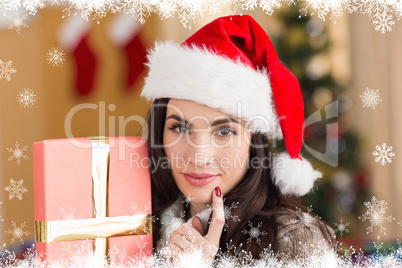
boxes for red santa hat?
[141,15,322,197]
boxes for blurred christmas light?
[306,55,330,80]
[329,136,345,154]
[332,169,352,190]
[306,19,324,36]
[338,95,353,114]
[313,87,333,108]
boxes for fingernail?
[215,186,221,197]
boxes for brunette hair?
[146,98,335,261]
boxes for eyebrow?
[166,114,241,127]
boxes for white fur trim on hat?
[141,40,282,139]
[271,152,322,196]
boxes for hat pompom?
[271,152,322,196]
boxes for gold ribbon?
[35,136,152,263]
[35,214,152,243]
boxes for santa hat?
[140,15,322,197]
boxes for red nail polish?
[215,187,221,197]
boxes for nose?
[185,131,217,168]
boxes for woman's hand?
[165,187,225,267]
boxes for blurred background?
[0,1,401,260]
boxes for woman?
[141,15,336,266]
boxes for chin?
[183,186,215,204]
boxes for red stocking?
[124,34,147,89]
[59,16,97,96]
[109,13,147,91]
[72,36,97,96]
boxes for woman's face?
[163,99,252,205]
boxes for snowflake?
[131,202,152,215]
[7,141,29,166]
[208,199,240,231]
[341,245,356,266]
[350,0,399,33]
[157,0,176,20]
[58,206,82,221]
[17,88,37,108]
[5,221,30,244]
[291,206,321,232]
[122,0,154,24]
[333,218,350,236]
[46,47,66,67]
[203,0,230,15]
[3,0,46,15]
[301,0,352,22]
[7,12,29,34]
[0,59,17,81]
[300,0,402,33]
[135,236,152,264]
[62,1,120,24]
[47,0,62,6]
[242,0,297,15]
[177,9,197,29]
[373,143,395,166]
[360,88,382,109]
[373,235,383,251]
[130,202,157,233]
[1,0,402,33]
[241,221,267,244]
[371,235,385,262]
[374,11,395,33]
[220,239,254,265]
[358,196,395,235]
[160,209,186,233]
[241,0,258,10]
[4,178,28,200]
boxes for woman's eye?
[216,127,237,137]
[168,124,189,134]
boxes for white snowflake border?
[1,0,402,32]
[7,11,29,34]
[373,143,395,166]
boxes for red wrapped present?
[33,136,153,266]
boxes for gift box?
[33,136,153,266]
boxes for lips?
[183,172,217,179]
[182,172,218,186]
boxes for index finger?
[204,187,225,245]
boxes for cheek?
[222,134,250,168]
[163,128,179,154]
[163,131,187,170]
[221,147,248,170]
